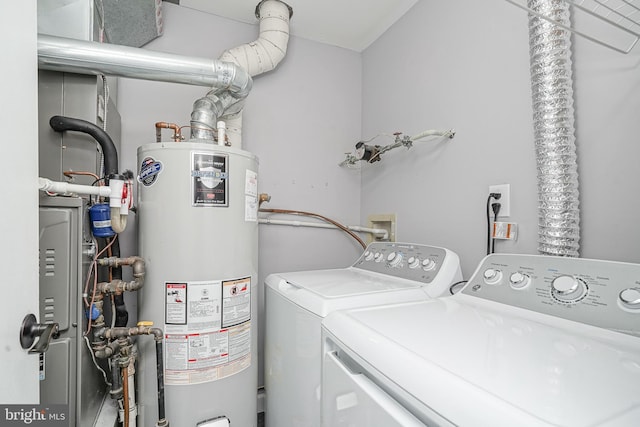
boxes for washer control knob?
[363,251,374,261]
[422,258,436,271]
[386,251,403,267]
[408,256,420,269]
[374,252,384,263]
[509,272,530,289]
[551,275,587,302]
[483,268,502,285]
[619,288,640,310]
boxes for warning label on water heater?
[163,277,251,385]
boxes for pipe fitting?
[97,278,143,294]
[96,257,145,293]
[93,339,121,359]
[258,193,271,207]
[97,256,144,270]
[155,122,182,142]
[104,325,164,341]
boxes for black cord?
[491,202,501,254]
[449,280,468,295]
[486,193,501,255]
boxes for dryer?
[264,242,462,427]
[321,253,640,426]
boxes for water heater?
[136,141,259,426]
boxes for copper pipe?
[155,122,182,142]
[259,208,366,249]
[123,364,130,427]
[63,170,102,183]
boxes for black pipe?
[97,237,128,327]
[110,357,123,399]
[49,115,119,177]
[109,238,128,328]
[156,339,169,426]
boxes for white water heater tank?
[136,141,259,426]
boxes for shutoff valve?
[339,128,455,167]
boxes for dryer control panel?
[463,254,640,336]
[352,242,456,284]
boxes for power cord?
[486,193,501,255]
[449,280,468,295]
[491,202,501,254]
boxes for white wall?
[117,3,362,385]
[0,2,40,403]
[362,0,640,278]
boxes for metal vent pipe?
[527,0,581,257]
[38,34,252,95]
[190,0,292,145]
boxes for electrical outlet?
[489,184,510,217]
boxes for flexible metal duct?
[528,0,580,257]
[190,0,292,145]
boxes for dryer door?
[322,350,425,427]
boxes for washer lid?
[265,268,428,317]
[322,298,640,427]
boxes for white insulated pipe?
[190,0,292,145]
[39,177,111,197]
[220,0,292,76]
[258,218,389,240]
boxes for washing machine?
[321,253,640,426]
[264,241,462,427]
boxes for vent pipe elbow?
[220,0,292,76]
[190,0,292,145]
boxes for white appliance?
[265,242,462,427]
[321,253,640,427]
[137,142,259,426]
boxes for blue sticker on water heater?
[138,156,163,187]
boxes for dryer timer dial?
[551,275,587,303]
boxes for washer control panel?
[462,254,640,336]
[352,242,450,284]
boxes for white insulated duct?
[527,0,581,257]
[190,0,292,145]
